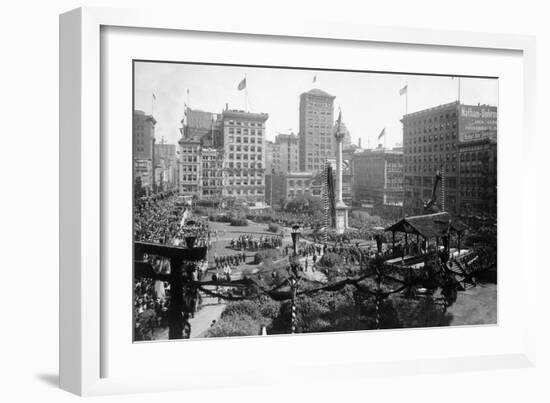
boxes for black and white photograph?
[132,61,498,341]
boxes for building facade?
[154,143,178,191]
[299,89,336,173]
[181,107,220,147]
[402,102,497,215]
[282,172,315,199]
[200,147,224,199]
[458,138,497,217]
[133,110,156,194]
[272,133,300,174]
[265,140,274,174]
[402,102,460,214]
[134,110,156,160]
[177,137,202,195]
[352,147,404,210]
[219,109,269,203]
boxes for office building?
[299,88,336,173]
[402,101,497,215]
[219,109,269,203]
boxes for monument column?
[334,111,348,234]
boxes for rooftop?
[385,212,467,238]
[222,109,269,121]
[301,88,335,99]
[402,101,460,119]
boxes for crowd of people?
[134,194,187,244]
[133,193,431,340]
[134,257,171,341]
[214,253,247,268]
[229,235,282,251]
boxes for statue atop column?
[333,110,349,234]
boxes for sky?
[134,61,498,148]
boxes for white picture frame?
[60,6,537,396]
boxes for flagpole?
[458,77,461,104]
[244,74,248,112]
[405,82,408,115]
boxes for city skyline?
[134,61,498,149]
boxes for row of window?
[404,112,457,127]
[181,147,199,153]
[227,154,262,161]
[181,175,198,181]
[181,166,198,172]
[227,162,263,169]
[227,128,263,136]
[404,132,457,145]
[228,180,263,186]
[288,180,311,187]
[404,176,458,188]
[460,151,493,162]
[229,145,262,152]
[406,153,457,163]
[227,136,263,146]
[405,164,457,173]
[405,120,457,135]
[227,120,263,127]
[227,172,263,177]
[226,189,264,195]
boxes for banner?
[458,105,497,142]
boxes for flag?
[377,128,386,141]
[237,77,246,91]
[152,92,156,100]
[399,85,407,95]
[313,75,317,83]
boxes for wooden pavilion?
[384,212,467,255]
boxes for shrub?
[203,300,275,338]
[317,252,342,268]
[204,315,261,337]
[229,217,248,226]
[221,301,263,322]
[259,299,281,320]
[253,249,280,264]
[267,222,281,233]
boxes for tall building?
[272,133,300,174]
[402,101,497,215]
[352,147,404,211]
[133,110,156,160]
[299,89,336,173]
[133,110,156,194]
[219,109,269,203]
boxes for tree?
[282,194,322,214]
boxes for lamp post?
[291,224,301,256]
[289,223,302,333]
